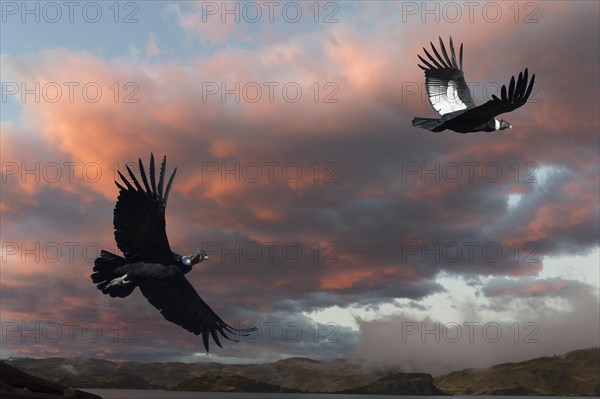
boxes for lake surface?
[81,390,413,399]
[81,390,588,399]
[81,390,424,399]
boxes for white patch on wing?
[427,78,468,116]
[494,119,500,130]
[106,274,130,288]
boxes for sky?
[1,1,599,375]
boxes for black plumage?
[412,37,535,133]
[91,154,255,351]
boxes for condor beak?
[190,249,208,263]
[509,124,513,129]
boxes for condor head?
[499,119,513,130]
[181,249,208,267]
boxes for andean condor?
[91,154,255,351]
[412,37,535,133]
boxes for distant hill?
[434,348,600,395]
[5,348,599,395]
[0,361,102,399]
[61,373,154,390]
[175,374,306,393]
[338,373,447,395]
[7,356,390,392]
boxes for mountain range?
[4,348,599,395]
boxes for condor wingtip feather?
[211,329,223,349]
[438,36,452,67]
[430,40,448,68]
[116,170,134,192]
[164,167,177,205]
[149,153,157,197]
[428,41,442,67]
[202,326,210,352]
[419,37,463,71]
[449,36,458,68]
[125,164,144,193]
[423,47,443,69]
[138,157,152,194]
[418,54,434,70]
[157,156,167,200]
[508,76,516,99]
[118,155,174,202]
[525,73,535,100]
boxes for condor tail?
[91,250,135,298]
[412,117,445,132]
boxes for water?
[81,391,408,399]
[80,391,583,399]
